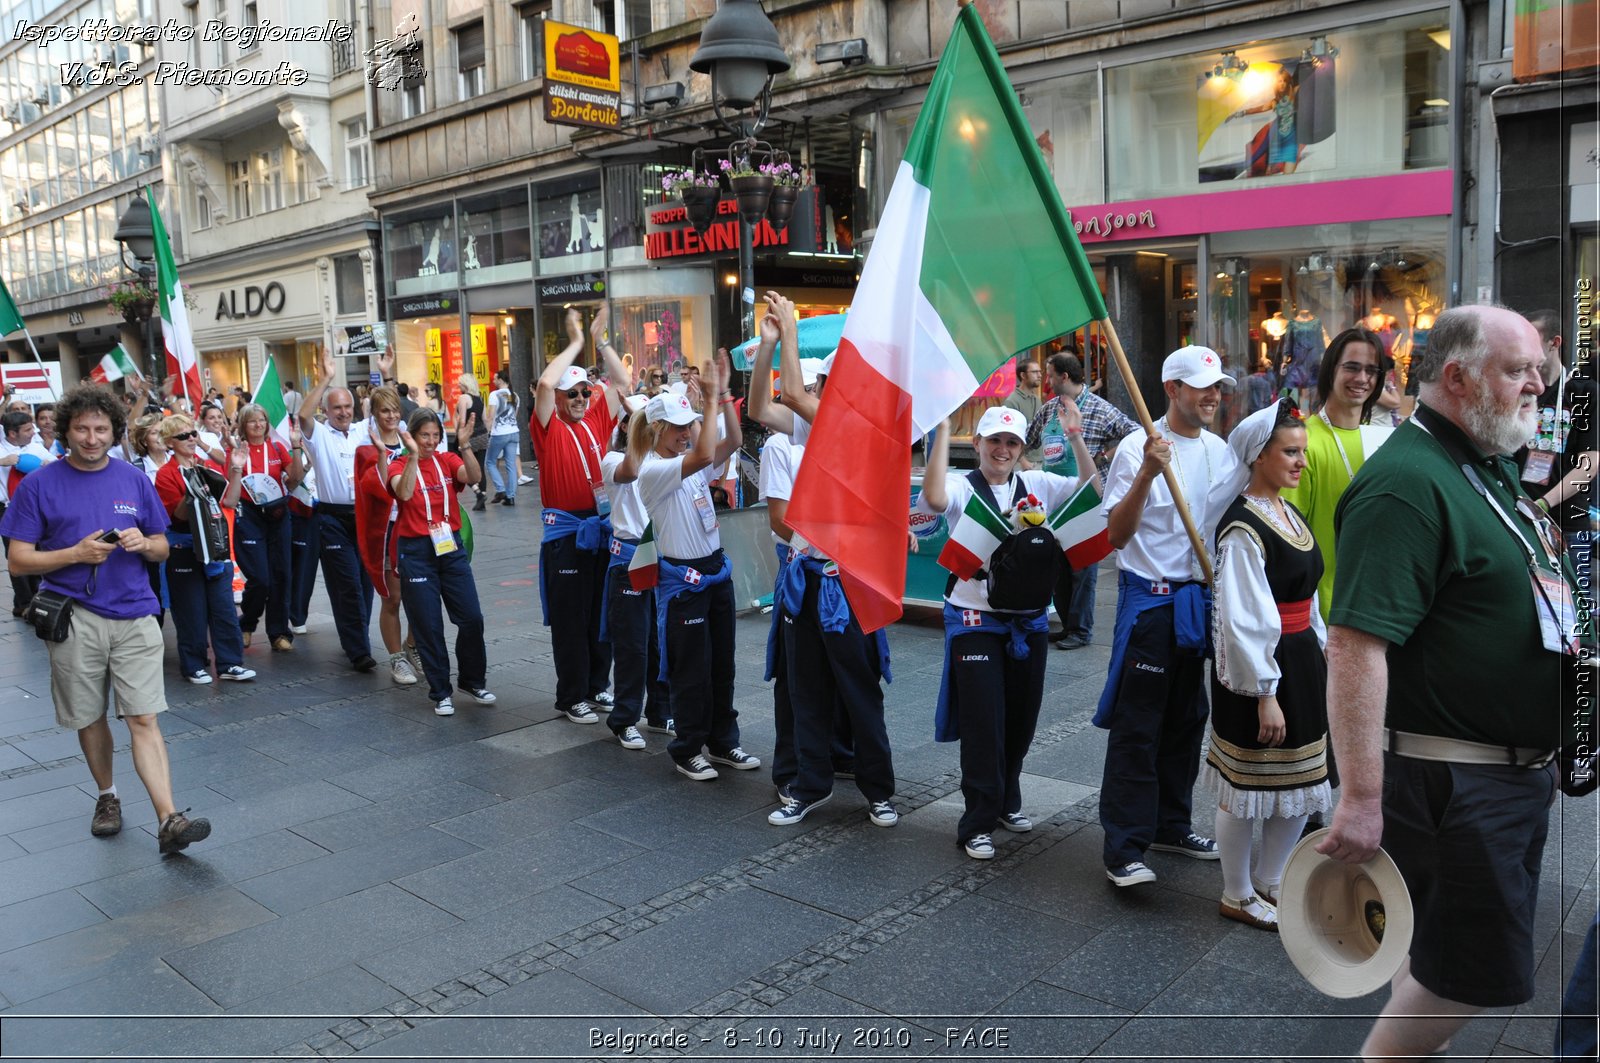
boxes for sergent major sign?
[542,21,620,131]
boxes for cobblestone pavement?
[0,493,1591,1061]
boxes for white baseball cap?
[645,391,701,426]
[622,393,647,416]
[1279,829,1414,999]
[974,406,1029,441]
[556,366,589,392]
[1161,345,1235,390]
[819,349,837,376]
[798,358,826,386]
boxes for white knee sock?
[1213,806,1256,900]
[1257,813,1308,892]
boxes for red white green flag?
[90,345,141,385]
[252,356,292,448]
[786,4,1108,632]
[628,522,659,591]
[147,188,203,407]
[1049,478,1111,569]
[937,488,1011,581]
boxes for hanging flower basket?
[765,185,798,231]
[680,185,720,234]
[729,173,774,227]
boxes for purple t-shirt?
[0,458,170,620]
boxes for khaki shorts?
[47,608,168,729]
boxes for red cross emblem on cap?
[684,567,702,585]
[1203,353,1215,366]
[962,609,982,627]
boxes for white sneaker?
[615,725,646,750]
[186,669,213,685]
[290,624,308,635]
[390,654,418,685]
[461,686,497,704]
[563,702,600,725]
[517,474,535,486]
[218,665,256,682]
[434,697,455,717]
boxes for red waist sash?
[1278,598,1313,634]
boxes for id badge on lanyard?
[593,481,611,518]
[422,456,456,555]
[1531,567,1580,655]
[565,418,609,517]
[693,481,718,533]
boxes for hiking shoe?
[590,691,615,707]
[157,809,211,854]
[352,654,378,673]
[707,747,760,770]
[963,834,996,860]
[675,755,719,781]
[768,791,831,825]
[643,719,675,736]
[90,794,122,837]
[615,726,646,750]
[291,624,308,635]
[563,702,599,725]
[186,669,212,685]
[219,665,255,682]
[868,800,900,828]
[1106,861,1158,887]
[271,636,294,652]
[999,812,1033,833]
[390,654,418,685]
[434,697,456,717]
[1149,832,1221,860]
[461,686,497,704]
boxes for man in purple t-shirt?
[0,385,211,854]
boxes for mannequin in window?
[1282,308,1326,408]
[1267,70,1299,175]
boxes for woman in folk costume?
[918,403,1101,860]
[1204,399,1331,931]
[614,352,756,782]
[353,386,419,687]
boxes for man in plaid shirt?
[1026,351,1138,648]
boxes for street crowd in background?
[0,297,1593,1061]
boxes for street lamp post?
[112,194,160,386]
[691,0,790,345]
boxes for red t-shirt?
[387,451,465,539]
[528,388,616,512]
[226,440,291,487]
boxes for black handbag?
[26,589,74,643]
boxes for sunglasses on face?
[170,431,199,441]
[565,388,592,400]
[1339,362,1382,378]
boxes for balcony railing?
[332,22,359,75]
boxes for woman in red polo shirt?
[388,407,492,717]
[227,403,302,652]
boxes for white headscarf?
[1228,400,1291,468]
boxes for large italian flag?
[786,3,1107,633]
[147,188,204,408]
[252,356,292,448]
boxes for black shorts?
[1381,752,1558,1008]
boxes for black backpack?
[952,471,1061,612]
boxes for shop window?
[384,203,458,295]
[606,271,714,384]
[343,117,370,188]
[459,186,532,284]
[334,253,365,315]
[1105,9,1452,201]
[456,21,485,100]
[535,171,603,274]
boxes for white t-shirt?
[1102,424,1238,583]
[0,437,54,503]
[758,434,802,545]
[916,467,1086,613]
[600,451,649,542]
[637,452,719,560]
[301,416,372,505]
[488,389,519,437]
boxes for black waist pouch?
[28,589,74,643]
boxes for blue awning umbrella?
[730,312,847,371]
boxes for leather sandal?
[1219,893,1279,932]
[1252,877,1280,906]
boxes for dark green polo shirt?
[1330,406,1565,749]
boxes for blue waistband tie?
[1093,572,1212,728]
[538,509,612,625]
[655,553,734,683]
[932,602,1048,743]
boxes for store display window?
[537,171,605,275]
[391,312,464,420]
[385,204,459,297]
[459,187,533,286]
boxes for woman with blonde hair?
[228,403,302,652]
[454,373,490,510]
[154,413,254,684]
[355,386,420,686]
[123,411,169,483]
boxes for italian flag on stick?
[785,2,1108,633]
[937,489,1011,581]
[628,522,659,591]
[1049,478,1112,569]
[147,188,204,408]
[90,345,141,385]
[252,356,292,448]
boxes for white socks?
[1256,812,1308,894]
[1214,806,1308,900]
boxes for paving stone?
[566,823,772,908]
[572,887,849,1015]
[0,887,276,1004]
[752,815,968,919]
[431,777,625,848]
[819,894,1092,1016]
[357,884,616,995]
[287,779,503,853]
[0,888,107,952]
[395,822,639,920]
[0,827,189,907]
[0,957,220,1058]
[75,829,330,919]
[0,784,91,835]
[177,779,372,844]
[163,883,460,1007]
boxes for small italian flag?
[629,522,659,591]
[252,356,292,448]
[90,345,141,385]
[937,489,1011,581]
[786,3,1107,633]
[1049,478,1111,569]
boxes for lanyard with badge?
[561,417,610,517]
[1317,410,1357,482]
[420,456,456,555]
[691,470,719,534]
[1416,410,1587,656]
[1522,370,1568,486]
